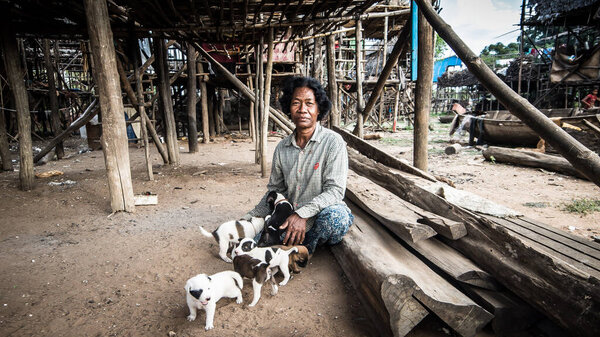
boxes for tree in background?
[480,42,520,68]
[435,33,448,60]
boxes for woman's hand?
[279,213,307,246]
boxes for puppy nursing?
[258,191,295,247]
[199,216,265,263]
[185,271,243,330]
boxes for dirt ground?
[0,120,598,337]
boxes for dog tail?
[232,271,244,290]
[198,226,216,239]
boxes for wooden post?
[0,92,11,170]
[355,19,365,138]
[262,28,274,177]
[326,34,340,127]
[84,0,134,212]
[393,87,400,132]
[154,38,180,165]
[313,36,324,83]
[186,43,198,153]
[247,77,256,141]
[208,88,215,137]
[256,40,264,164]
[197,61,210,143]
[379,11,389,124]
[414,3,434,171]
[414,0,600,186]
[43,39,64,159]
[133,41,154,181]
[1,20,34,190]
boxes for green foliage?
[562,198,600,215]
[379,137,411,146]
[480,42,520,68]
[523,202,549,208]
[435,33,448,60]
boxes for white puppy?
[199,217,265,263]
[233,238,298,286]
[185,271,243,330]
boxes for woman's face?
[290,86,319,130]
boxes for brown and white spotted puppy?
[233,255,278,307]
[233,238,298,286]
[271,245,309,274]
[199,217,265,263]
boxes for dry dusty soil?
[0,121,598,337]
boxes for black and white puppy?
[185,271,244,330]
[233,238,298,286]
[199,217,265,263]
[233,254,278,307]
[257,191,295,247]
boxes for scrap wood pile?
[330,126,600,337]
[436,68,479,88]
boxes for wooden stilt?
[154,38,180,165]
[0,87,13,171]
[379,12,389,124]
[261,28,274,177]
[43,39,64,159]
[84,0,134,212]
[197,61,210,143]
[354,19,364,138]
[313,36,323,82]
[133,41,154,181]
[326,34,339,127]
[414,4,433,171]
[208,88,215,137]
[1,19,34,190]
[255,40,264,164]
[186,43,198,153]
[247,77,256,141]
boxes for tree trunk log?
[154,38,180,165]
[0,100,12,170]
[482,146,587,179]
[84,0,134,212]
[414,0,600,186]
[186,43,198,153]
[1,20,34,190]
[332,203,493,337]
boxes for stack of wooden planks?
[330,127,600,337]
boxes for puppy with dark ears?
[233,254,278,307]
[258,191,295,247]
[185,271,243,330]
[233,238,298,286]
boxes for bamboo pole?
[326,34,340,127]
[256,39,264,164]
[262,28,274,177]
[84,0,134,212]
[43,39,64,159]
[1,20,34,190]
[379,11,389,124]
[186,43,198,153]
[354,19,365,138]
[414,3,434,171]
[414,0,600,186]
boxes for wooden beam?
[186,43,198,153]
[43,39,64,159]
[261,28,274,177]
[414,3,434,171]
[84,0,134,212]
[132,37,154,182]
[414,0,600,186]
[197,61,210,144]
[1,17,34,190]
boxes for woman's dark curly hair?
[279,76,331,121]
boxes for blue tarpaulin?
[433,55,462,82]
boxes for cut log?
[332,202,493,337]
[445,143,462,155]
[463,285,541,336]
[347,171,466,240]
[332,126,436,182]
[482,146,586,180]
[347,146,600,335]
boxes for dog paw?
[187,315,196,322]
[278,280,289,286]
[271,288,278,296]
[236,298,243,304]
[248,302,257,307]
[221,257,233,263]
[205,324,214,330]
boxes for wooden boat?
[449,108,578,146]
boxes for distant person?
[581,88,598,109]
